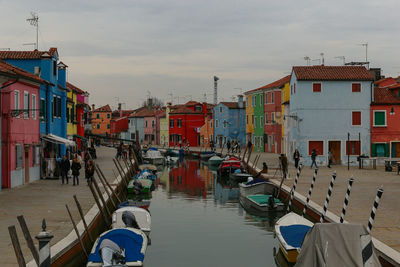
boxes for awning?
[73,134,88,141]
[41,134,76,146]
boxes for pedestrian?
[71,155,82,186]
[116,143,122,159]
[227,140,231,153]
[85,159,95,184]
[237,140,241,153]
[210,140,215,151]
[293,149,300,169]
[280,154,288,178]
[328,149,332,168]
[60,155,71,184]
[247,140,252,152]
[311,149,318,169]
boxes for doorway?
[392,142,400,158]
[24,146,30,184]
[328,141,341,164]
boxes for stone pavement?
[0,146,119,266]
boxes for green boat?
[245,194,285,212]
[208,155,223,166]
[127,179,153,194]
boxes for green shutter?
[385,143,390,157]
[371,143,376,157]
[374,111,386,126]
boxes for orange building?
[91,104,112,136]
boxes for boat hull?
[245,194,285,212]
[239,181,277,197]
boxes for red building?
[111,116,129,139]
[371,77,400,157]
[263,75,290,153]
[169,101,212,147]
[0,60,47,189]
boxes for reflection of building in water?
[169,160,208,198]
[199,162,215,191]
[159,166,170,192]
[213,178,239,204]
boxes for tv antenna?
[168,93,173,104]
[335,56,346,65]
[26,12,39,50]
[320,53,324,65]
[358,43,368,62]
[304,56,311,66]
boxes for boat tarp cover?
[280,224,311,248]
[247,195,282,205]
[88,228,145,263]
[295,223,381,267]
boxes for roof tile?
[292,66,374,81]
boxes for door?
[328,141,341,164]
[392,142,400,158]
[24,146,30,184]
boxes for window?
[271,92,274,103]
[246,115,248,124]
[215,119,218,128]
[265,93,268,104]
[177,119,182,128]
[352,111,361,126]
[291,85,293,95]
[313,83,322,93]
[53,60,57,76]
[151,120,155,127]
[223,120,226,128]
[352,83,361,92]
[373,111,386,126]
[271,112,275,123]
[272,134,274,144]
[40,98,45,121]
[14,90,21,118]
[96,113,100,119]
[265,112,268,123]
[346,141,360,155]
[247,97,250,107]
[260,94,263,106]
[107,113,111,119]
[210,121,213,128]
[195,105,202,111]
[52,96,56,118]
[15,144,23,169]
[34,146,40,165]
[260,116,263,127]
[23,92,30,119]
[67,107,70,123]
[252,115,254,125]
[252,96,256,107]
[309,141,324,155]
[107,124,110,129]
[254,116,257,128]
[169,119,174,128]
[219,107,223,113]
[32,94,36,119]
[294,83,296,94]
[170,135,173,142]
[131,133,136,140]
[145,121,148,127]
[58,97,61,117]
[96,124,100,129]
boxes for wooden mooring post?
[94,167,117,210]
[88,181,110,226]
[65,204,88,259]
[92,177,112,218]
[17,215,39,265]
[8,225,26,267]
[73,195,94,243]
[96,164,122,204]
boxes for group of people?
[60,151,95,186]
[116,143,134,160]
[226,140,241,153]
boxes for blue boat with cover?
[87,228,148,266]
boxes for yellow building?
[281,77,291,156]
[66,83,78,140]
[244,92,254,145]
[159,109,169,147]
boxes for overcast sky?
[1,0,400,109]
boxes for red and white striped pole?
[367,187,384,233]
[320,171,337,223]
[339,177,354,223]
[287,164,302,212]
[302,168,318,217]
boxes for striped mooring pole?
[287,164,302,212]
[302,168,318,217]
[367,187,384,234]
[339,177,354,223]
[35,219,53,267]
[319,171,337,223]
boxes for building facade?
[91,104,112,136]
[244,93,254,149]
[289,66,374,166]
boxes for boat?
[296,223,381,267]
[274,212,314,263]
[87,228,148,267]
[244,194,285,212]
[119,200,151,210]
[239,179,277,197]
[135,170,157,180]
[128,179,153,194]
[229,172,253,183]
[138,164,157,173]
[112,207,151,237]
[218,157,242,177]
[200,151,215,159]
[166,156,179,165]
[208,155,223,166]
[143,148,165,165]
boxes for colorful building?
[143,110,156,145]
[244,87,264,151]
[244,91,254,150]
[370,77,400,157]
[0,60,46,189]
[91,104,112,136]
[213,96,245,148]
[289,66,374,166]
[200,115,214,148]
[282,76,291,156]
[155,109,166,145]
[159,109,168,146]
[262,75,290,154]
[128,107,150,143]
[66,82,78,142]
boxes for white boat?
[112,207,151,237]
[274,212,314,263]
[208,155,223,166]
[143,149,165,165]
[166,156,179,164]
[239,180,277,197]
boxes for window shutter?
[371,143,376,157]
[313,83,322,92]
[352,111,361,126]
[385,143,390,157]
[374,112,385,126]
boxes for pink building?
[0,60,46,189]
[143,110,156,144]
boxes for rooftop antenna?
[320,53,325,65]
[312,58,321,65]
[304,56,311,66]
[26,12,39,50]
[359,43,368,63]
[335,56,346,65]
[203,93,207,103]
[168,93,173,104]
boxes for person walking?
[61,155,71,184]
[237,140,241,153]
[85,159,95,184]
[227,140,231,153]
[311,149,318,169]
[247,140,252,152]
[293,149,300,169]
[210,140,215,152]
[327,149,332,168]
[71,155,82,186]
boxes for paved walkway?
[0,146,119,266]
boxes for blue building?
[0,48,70,177]
[288,66,374,166]
[213,95,245,148]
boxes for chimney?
[238,95,244,108]
[118,103,122,111]
[92,104,95,111]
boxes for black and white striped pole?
[319,171,337,223]
[367,187,384,234]
[35,219,53,267]
[339,177,354,223]
[302,168,318,217]
[287,164,302,212]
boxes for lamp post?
[214,76,219,105]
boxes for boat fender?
[122,211,140,229]
[99,239,126,265]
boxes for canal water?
[143,159,284,267]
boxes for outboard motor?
[268,195,276,210]
[99,239,126,267]
[122,211,140,229]
[133,180,143,195]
